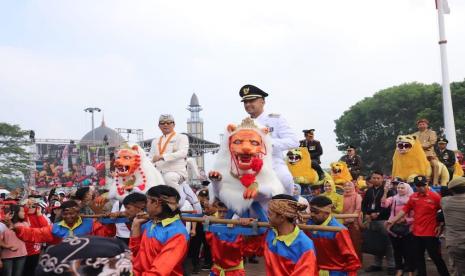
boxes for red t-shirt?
[403,190,441,237]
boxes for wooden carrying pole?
[182,216,343,232]
[302,213,360,219]
[82,212,359,223]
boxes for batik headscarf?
[35,236,132,276]
[268,199,307,222]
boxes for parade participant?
[442,177,465,275]
[205,201,245,276]
[362,171,395,274]
[0,205,27,276]
[413,119,440,185]
[75,187,94,215]
[34,236,132,276]
[435,138,456,180]
[22,200,50,276]
[342,181,363,261]
[310,184,322,199]
[293,184,310,213]
[189,189,212,273]
[240,84,299,195]
[149,114,189,189]
[339,145,362,179]
[386,176,450,276]
[322,179,343,216]
[381,182,415,276]
[14,200,115,244]
[48,201,61,223]
[306,196,361,275]
[130,185,189,276]
[263,194,317,276]
[300,129,325,180]
[107,192,147,245]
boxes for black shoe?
[248,257,259,264]
[365,265,382,272]
[387,267,396,275]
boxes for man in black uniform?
[435,137,456,181]
[339,145,362,180]
[299,129,324,180]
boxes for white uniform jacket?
[254,112,299,164]
[149,132,189,178]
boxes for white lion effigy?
[108,144,165,201]
[208,118,284,217]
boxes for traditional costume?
[306,204,361,276]
[15,217,115,244]
[206,231,245,276]
[264,199,318,276]
[149,114,189,188]
[130,215,189,276]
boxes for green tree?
[0,123,33,180]
[334,80,465,174]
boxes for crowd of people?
[34,160,107,188]
[0,84,464,276]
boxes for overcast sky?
[1,0,464,169]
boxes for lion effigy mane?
[330,161,352,187]
[108,144,164,201]
[209,118,284,216]
[286,147,319,185]
[392,135,431,180]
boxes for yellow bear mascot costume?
[330,161,353,187]
[453,160,464,179]
[286,147,319,185]
[392,135,431,180]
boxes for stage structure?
[31,119,125,188]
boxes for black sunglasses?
[397,143,412,150]
[159,121,174,126]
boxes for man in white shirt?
[240,84,299,195]
[149,114,190,190]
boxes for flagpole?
[436,0,457,150]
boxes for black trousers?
[188,222,212,267]
[22,254,40,276]
[390,234,415,272]
[413,235,449,276]
[311,160,325,178]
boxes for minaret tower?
[187,93,205,170]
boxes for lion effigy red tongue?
[250,157,263,172]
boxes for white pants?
[162,172,202,213]
[162,171,184,188]
[273,161,294,195]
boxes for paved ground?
[189,248,453,275]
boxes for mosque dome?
[80,120,125,147]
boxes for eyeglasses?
[397,143,412,150]
[159,121,174,126]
